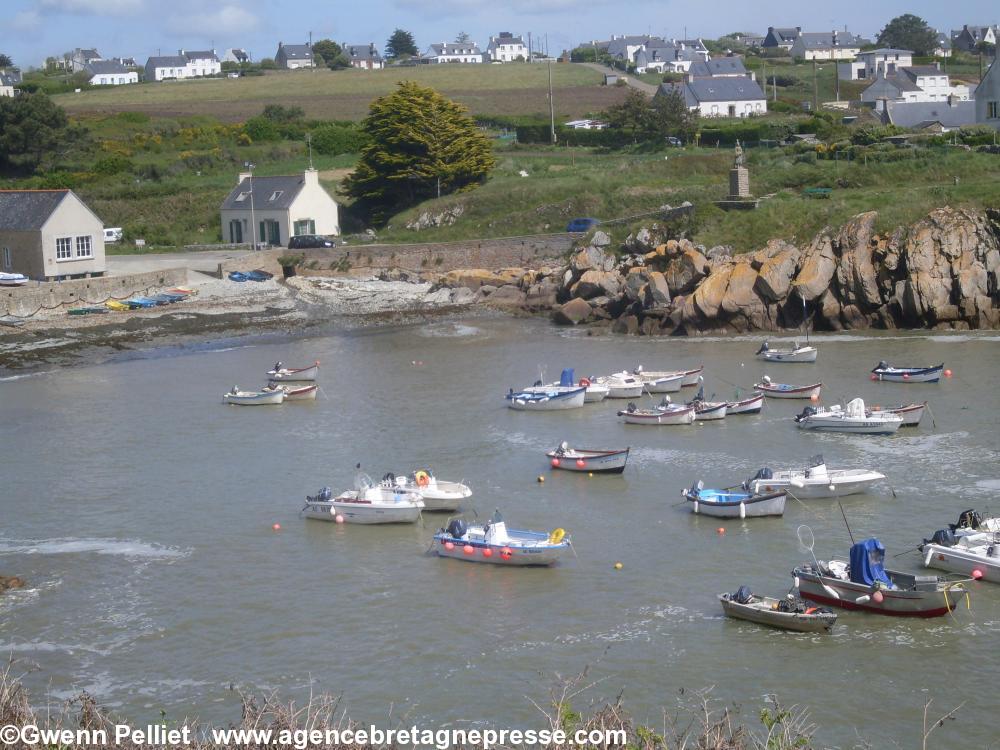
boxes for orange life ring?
[579,377,591,387]
[415,471,430,487]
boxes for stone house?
[762,27,800,51]
[343,44,383,70]
[275,42,315,69]
[0,190,106,281]
[976,58,1000,130]
[861,65,971,104]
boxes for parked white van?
[103,227,124,243]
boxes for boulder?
[692,264,733,320]
[643,271,671,307]
[552,297,593,325]
[572,269,622,300]
[591,230,612,247]
[439,268,525,290]
[706,245,733,260]
[835,212,883,310]
[611,314,640,335]
[664,248,710,294]
[484,285,527,307]
[570,246,608,274]
[478,285,497,297]
[623,268,651,301]
[794,233,837,301]
[755,244,800,302]
[720,263,760,315]
[524,278,559,310]
[0,576,25,592]
[451,287,476,305]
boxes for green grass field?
[53,64,625,122]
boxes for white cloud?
[11,9,42,29]
[37,0,144,14]
[165,3,260,35]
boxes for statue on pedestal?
[734,139,744,168]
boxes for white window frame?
[75,235,93,258]
[989,101,999,120]
[56,236,73,260]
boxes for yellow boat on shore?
[106,300,129,311]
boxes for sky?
[3,0,998,68]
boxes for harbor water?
[2,318,999,746]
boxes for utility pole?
[812,58,818,112]
[835,60,840,102]
[245,162,257,250]
[548,61,557,144]
[528,32,532,63]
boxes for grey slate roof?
[220,175,306,211]
[795,31,860,49]
[146,55,188,68]
[0,190,69,230]
[901,65,945,79]
[426,43,483,56]
[884,100,976,129]
[85,60,129,76]
[184,50,218,61]
[861,48,913,56]
[345,44,381,62]
[862,76,920,99]
[279,44,313,60]
[657,78,766,106]
[0,71,19,87]
[688,58,748,77]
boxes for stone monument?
[729,140,751,199]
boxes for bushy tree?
[603,88,654,141]
[0,54,12,68]
[455,31,471,44]
[651,87,699,143]
[344,81,496,222]
[312,39,343,66]
[876,14,937,56]
[0,92,83,175]
[386,29,418,59]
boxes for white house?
[877,99,977,132]
[422,43,484,63]
[220,169,339,247]
[789,30,862,60]
[85,60,137,85]
[861,65,970,104]
[976,58,1000,131]
[182,50,221,77]
[222,48,251,65]
[275,42,315,69]
[839,48,913,82]
[656,78,767,118]
[487,32,527,62]
[0,71,18,97]
[343,44,383,70]
[0,189,106,281]
[144,50,221,81]
[951,25,998,54]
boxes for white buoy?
[828,484,836,492]
[855,594,871,604]
[924,547,934,567]
[739,501,746,520]
[693,499,699,514]
[791,478,805,488]
[821,583,840,599]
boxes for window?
[268,190,284,201]
[235,191,249,202]
[988,101,998,119]
[2,247,11,271]
[75,235,93,258]
[293,219,316,236]
[56,237,72,260]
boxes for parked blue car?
[566,217,601,233]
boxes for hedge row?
[515,124,636,147]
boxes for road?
[580,63,658,96]
[106,248,254,276]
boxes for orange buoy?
[272,523,281,531]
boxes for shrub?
[310,123,368,155]
[243,116,281,142]
[91,154,133,175]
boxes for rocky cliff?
[435,207,1000,334]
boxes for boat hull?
[507,387,586,411]
[546,448,630,473]
[726,394,764,414]
[416,481,472,511]
[719,594,837,633]
[583,385,609,402]
[871,402,925,426]
[795,417,901,434]
[757,347,818,363]
[871,365,943,383]
[282,384,318,401]
[693,402,727,420]
[922,540,1000,583]
[223,391,285,405]
[268,363,320,382]
[432,536,568,566]
[793,567,963,617]
[757,383,822,399]
[680,367,704,387]
[604,384,645,398]
[750,470,885,498]
[686,490,786,518]
[640,374,684,393]
[330,501,422,524]
[619,407,695,425]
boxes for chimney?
[278,41,283,48]
[796,26,801,33]
[832,30,838,46]
[304,168,319,185]
[238,171,251,185]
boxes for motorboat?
[546,442,630,473]
[301,475,425,524]
[399,469,471,511]
[507,385,585,410]
[593,371,645,398]
[632,366,684,393]
[949,509,1000,537]
[868,401,926,426]
[638,366,704,387]
[920,528,1000,584]
[756,340,818,363]
[726,393,764,415]
[871,361,944,383]
[617,398,695,425]
[546,369,607,402]
[279,384,319,401]
[743,456,885,499]
[682,480,786,518]
[794,399,903,434]
[793,537,967,617]
[719,586,837,633]
[223,386,285,405]
[755,376,822,399]
[268,361,320,382]
[0,272,29,286]
[432,509,570,566]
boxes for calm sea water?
[2,319,999,747]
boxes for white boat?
[432,510,570,566]
[546,370,607,402]
[921,528,1000,583]
[594,371,645,398]
[399,469,471,512]
[641,366,704,387]
[690,399,727,420]
[633,366,683,393]
[719,587,837,633]
[743,455,885,499]
[868,401,926,427]
[755,376,822,399]
[546,442,630,473]
[267,360,320,382]
[301,476,424,524]
[726,393,764,415]
[618,399,696,425]
[279,384,318,401]
[794,398,903,434]
[871,362,944,383]
[682,480,786,518]
[223,387,285,405]
[507,385,586,410]
[756,341,818,363]
[0,272,29,286]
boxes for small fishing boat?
[719,586,837,633]
[228,271,249,282]
[639,366,704,387]
[868,402,926,426]
[682,480,786,518]
[223,386,285,405]
[546,442,630,474]
[432,510,570,566]
[633,366,684,393]
[507,385,586,411]
[279,383,319,401]
[743,456,885,499]
[400,469,471,511]
[68,306,109,315]
[618,399,696,425]
[871,362,944,383]
[546,369,607,402]
[755,376,822,399]
[124,297,157,309]
[756,341,818,363]
[0,272,29,286]
[105,300,130,311]
[793,537,968,618]
[246,269,273,281]
[267,361,320,382]
[301,477,425,524]
[593,371,645,399]
[168,287,197,296]
[794,399,903,434]
[726,392,764,415]
[920,527,1000,584]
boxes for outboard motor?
[382,472,395,484]
[874,360,889,372]
[626,402,637,413]
[952,509,983,531]
[447,518,467,539]
[733,585,753,604]
[795,406,817,422]
[532,379,543,387]
[929,529,957,547]
[755,341,769,355]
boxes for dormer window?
[269,190,284,201]
[235,192,249,202]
